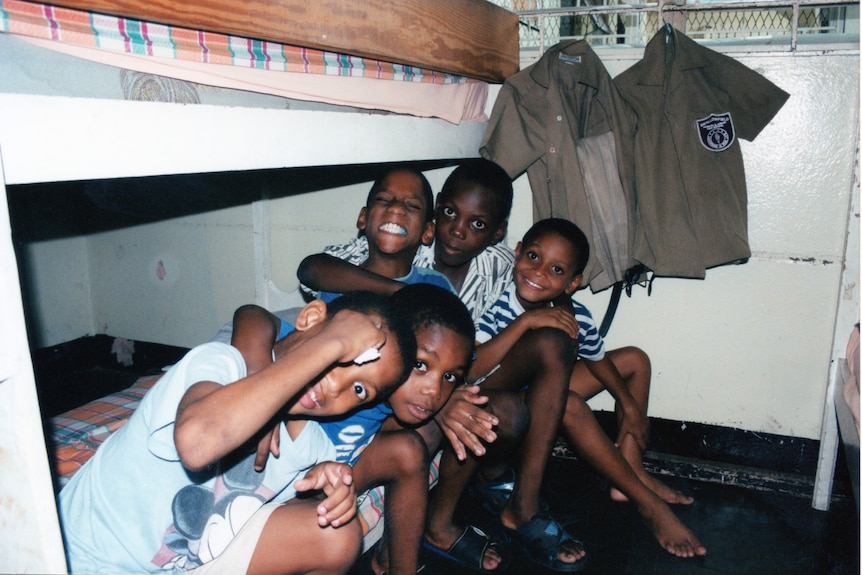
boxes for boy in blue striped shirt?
[465,218,706,570]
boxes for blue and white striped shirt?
[475,281,605,361]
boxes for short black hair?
[366,165,435,223]
[327,291,417,390]
[438,159,513,226]
[391,284,475,359]
[522,218,591,277]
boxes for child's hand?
[518,307,579,339]
[295,461,357,527]
[321,310,388,365]
[435,385,498,461]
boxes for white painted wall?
[19,236,94,347]
[87,205,257,347]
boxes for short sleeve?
[709,57,789,141]
[145,343,246,461]
[479,82,546,179]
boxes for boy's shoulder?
[569,297,592,316]
[480,242,515,263]
[486,280,520,313]
[569,298,600,332]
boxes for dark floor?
[357,455,859,575]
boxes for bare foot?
[610,465,695,505]
[425,524,503,572]
[637,499,707,558]
[611,473,694,505]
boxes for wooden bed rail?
[35,0,521,82]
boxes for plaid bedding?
[50,374,160,485]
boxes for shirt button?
[549,146,556,153]
[556,115,562,121]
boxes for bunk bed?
[0,0,520,567]
[0,0,518,329]
[3,2,856,571]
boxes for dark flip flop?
[422,524,507,573]
[506,511,588,573]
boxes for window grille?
[489,0,859,54]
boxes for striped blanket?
[0,0,471,84]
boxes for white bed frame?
[0,92,487,573]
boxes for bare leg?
[570,347,693,505]
[480,328,585,565]
[561,391,706,557]
[424,390,527,571]
[352,429,430,575]
[248,498,362,575]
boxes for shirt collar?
[529,40,604,92]
[636,25,711,86]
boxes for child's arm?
[298,253,403,296]
[230,304,283,469]
[470,307,579,382]
[584,356,649,450]
[174,306,387,471]
[231,304,280,375]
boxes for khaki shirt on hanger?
[615,26,789,278]
[480,40,638,293]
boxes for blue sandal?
[422,524,507,573]
[506,511,588,573]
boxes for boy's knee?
[632,346,651,371]
[388,431,431,476]
[487,393,529,444]
[523,327,576,366]
[318,519,363,569]
[564,392,591,422]
[617,346,651,376]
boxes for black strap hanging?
[599,264,654,337]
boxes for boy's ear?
[294,299,328,331]
[491,219,508,245]
[564,274,584,296]
[356,207,368,232]
[514,241,522,258]
[421,221,435,246]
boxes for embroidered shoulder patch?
[695,113,735,152]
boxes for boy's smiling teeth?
[379,222,407,236]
